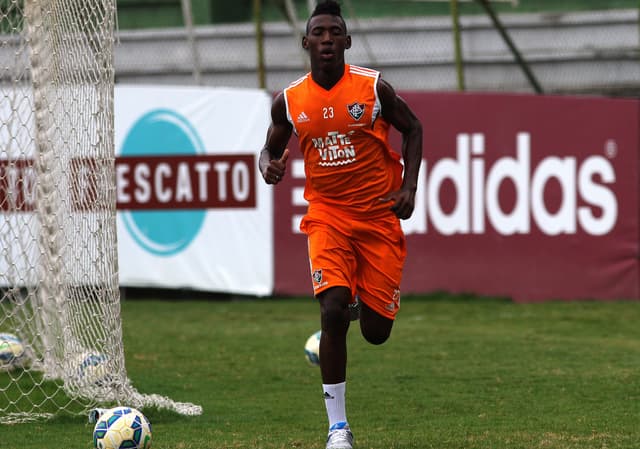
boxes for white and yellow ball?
[76,351,111,386]
[0,333,26,371]
[304,330,321,366]
[93,406,152,449]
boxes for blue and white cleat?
[326,421,354,449]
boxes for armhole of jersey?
[372,72,382,126]
[283,88,298,136]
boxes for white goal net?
[0,0,201,423]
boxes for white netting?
[0,0,201,423]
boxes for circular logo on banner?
[121,109,206,256]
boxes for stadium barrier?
[7,86,631,301]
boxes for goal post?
[0,0,201,423]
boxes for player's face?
[303,14,351,69]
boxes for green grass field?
[2,294,640,448]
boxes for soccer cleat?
[326,421,354,449]
[349,295,361,321]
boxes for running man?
[259,1,422,448]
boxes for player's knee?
[320,300,350,335]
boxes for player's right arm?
[259,92,292,185]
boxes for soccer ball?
[76,351,111,386]
[304,330,321,366]
[0,332,26,371]
[93,406,152,449]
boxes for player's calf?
[359,302,394,345]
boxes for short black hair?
[305,0,347,34]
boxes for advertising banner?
[3,87,637,302]
[115,86,273,295]
[273,92,640,302]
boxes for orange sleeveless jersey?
[284,65,403,217]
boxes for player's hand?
[380,187,416,220]
[262,149,289,185]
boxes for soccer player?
[259,1,422,448]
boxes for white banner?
[115,85,272,295]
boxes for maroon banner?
[69,154,256,211]
[0,159,36,212]
[273,92,640,302]
[115,155,256,210]
[2,154,256,212]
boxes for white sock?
[323,382,347,429]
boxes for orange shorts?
[300,207,406,320]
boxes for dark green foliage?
[113,0,640,29]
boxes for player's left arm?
[378,78,423,220]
